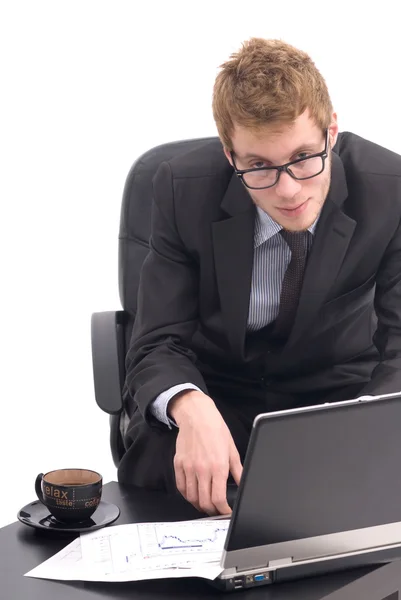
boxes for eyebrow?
[239,141,320,163]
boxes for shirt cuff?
[150,383,203,428]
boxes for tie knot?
[280,229,310,258]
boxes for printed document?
[25,519,230,582]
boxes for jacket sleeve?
[358,218,401,396]
[124,161,208,423]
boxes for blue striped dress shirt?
[150,206,318,426]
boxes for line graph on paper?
[80,520,230,576]
[137,521,229,560]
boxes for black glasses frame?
[230,129,329,190]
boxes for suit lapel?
[212,174,255,360]
[285,152,356,350]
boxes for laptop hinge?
[268,557,293,568]
[233,557,294,574]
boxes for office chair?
[91,136,218,467]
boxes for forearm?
[125,344,208,422]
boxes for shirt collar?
[254,205,320,248]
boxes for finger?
[184,469,201,511]
[197,472,217,515]
[211,470,231,515]
[174,462,187,497]
[229,449,243,487]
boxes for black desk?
[0,481,396,600]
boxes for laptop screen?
[225,395,401,552]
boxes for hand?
[169,390,243,515]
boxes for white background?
[1,1,400,528]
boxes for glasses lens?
[288,156,324,180]
[242,169,278,189]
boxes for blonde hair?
[212,38,333,150]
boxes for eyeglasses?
[230,129,329,190]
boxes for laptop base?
[211,544,401,592]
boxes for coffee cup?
[35,468,102,523]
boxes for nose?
[274,170,302,199]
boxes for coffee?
[61,482,84,486]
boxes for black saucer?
[17,499,120,533]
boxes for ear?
[223,146,234,166]
[328,112,339,148]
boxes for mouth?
[277,199,309,217]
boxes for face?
[225,110,338,231]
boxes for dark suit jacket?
[125,132,401,421]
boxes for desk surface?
[0,481,388,600]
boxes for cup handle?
[35,473,45,505]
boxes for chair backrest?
[118,136,218,357]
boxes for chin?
[279,207,319,232]
[281,223,310,232]
[277,216,315,232]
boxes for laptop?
[212,392,401,591]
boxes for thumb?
[229,446,243,487]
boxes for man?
[118,38,401,516]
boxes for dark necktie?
[273,229,311,339]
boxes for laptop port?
[234,577,244,589]
[254,574,265,582]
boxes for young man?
[118,38,401,515]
